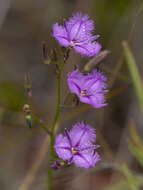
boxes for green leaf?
[128,124,143,167]
[128,142,143,167]
[129,123,143,150]
[123,41,143,114]
[122,163,139,190]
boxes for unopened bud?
[52,161,61,170]
[52,160,70,170]
[23,104,30,113]
[26,115,32,128]
[24,74,32,97]
[55,64,60,76]
[51,48,57,62]
[63,48,70,62]
[84,50,110,72]
[42,42,51,64]
[23,104,32,128]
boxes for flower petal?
[80,145,100,152]
[69,122,96,147]
[74,42,101,57]
[69,20,82,41]
[73,152,100,168]
[67,13,94,41]
[89,94,107,108]
[53,23,70,47]
[67,69,83,95]
[54,134,72,161]
[79,95,91,105]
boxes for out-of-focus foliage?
[94,0,133,38]
[0,81,26,112]
[0,107,4,124]
[104,175,143,190]
[123,42,143,114]
[129,124,143,167]
[122,163,139,190]
[117,125,143,190]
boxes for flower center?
[70,40,76,46]
[71,147,78,155]
[80,90,87,97]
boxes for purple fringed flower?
[53,12,101,57]
[54,122,100,169]
[67,69,107,108]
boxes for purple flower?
[68,69,107,108]
[53,12,101,57]
[54,122,100,169]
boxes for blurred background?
[0,0,143,189]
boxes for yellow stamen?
[80,90,87,97]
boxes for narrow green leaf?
[128,123,143,167]
[123,41,143,114]
[129,142,143,167]
[122,163,139,190]
[129,123,143,150]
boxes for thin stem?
[47,63,65,190]
[29,94,50,134]
[25,73,50,134]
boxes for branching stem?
[47,62,65,190]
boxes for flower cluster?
[68,69,107,108]
[52,12,108,170]
[53,12,101,57]
[54,122,100,169]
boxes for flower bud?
[84,50,110,72]
[24,74,32,98]
[63,48,70,62]
[23,104,32,128]
[51,48,57,62]
[52,161,61,170]
[26,115,32,129]
[42,42,51,64]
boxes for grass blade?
[122,163,139,190]
[122,41,143,114]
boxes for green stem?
[47,63,64,190]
